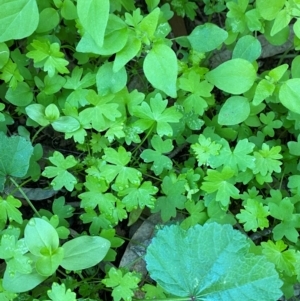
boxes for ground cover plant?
[1,0,300,300]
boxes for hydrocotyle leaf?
[0,0,39,42]
[205,58,256,94]
[145,223,282,301]
[218,96,250,125]
[187,23,228,52]
[61,236,110,270]
[143,43,177,98]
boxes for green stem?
[9,177,41,217]
[131,124,155,158]
[31,125,47,144]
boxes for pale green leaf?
[0,0,39,42]
[232,35,261,62]
[218,96,250,125]
[144,44,177,98]
[279,79,300,114]
[188,23,228,52]
[5,82,33,106]
[205,59,256,94]
[47,283,76,301]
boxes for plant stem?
[9,177,41,217]
[31,125,47,144]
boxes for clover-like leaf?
[145,223,282,301]
[47,283,76,301]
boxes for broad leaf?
[0,0,39,42]
[188,23,228,52]
[61,236,110,270]
[76,0,109,50]
[232,35,261,62]
[279,79,300,114]
[47,283,77,301]
[205,58,256,94]
[218,96,250,125]
[0,133,34,191]
[145,223,282,301]
[144,44,177,98]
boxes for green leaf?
[201,166,240,207]
[0,195,23,226]
[51,116,81,133]
[191,134,222,167]
[205,58,256,94]
[236,199,270,232]
[269,198,300,243]
[26,39,69,77]
[218,96,250,125]
[279,79,300,114]
[262,240,299,277]
[253,144,282,176]
[140,135,173,175]
[253,79,275,106]
[138,7,160,42]
[0,133,34,191]
[36,8,60,33]
[80,90,122,131]
[256,0,285,20]
[24,218,59,257]
[271,8,291,37]
[232,35,261,62]
[0,0,39,42]
[145,223,282,301]
[133,93,182,137]
[3,268,47,293]
[76,0,109,49]
[41,151,78,191]
[47,283,76,301]
[101,146,142,189]
[152,176,186,222]
[144,44,178,98]
[102,268,141,301]
[96,62,127,96]
[118,181,158,211]
[61,236,110,270]
[0,42,9,68]
[187,23,228,52]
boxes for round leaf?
[218,96,250,125]
[144,43,177,98]
[5,82,33,106]
[36,8,60,33]
[0,0,39,42]
[51,116,80,133]
[232,35,261,62]
[205,58,256,94]
[24,218,60,257]
[188,23,228,52]
[45,104,60,122]
[61,236,110,270]
[145,223,282,301]
[279,78,300,114]
[26,104,49,126]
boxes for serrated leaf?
[144,44,177,98]
[0,133,34,191]
[188,23,228,52]
[145,223,282,301]
[205,58,256,94]
[47,283,76,301]
[0,0,39,42]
